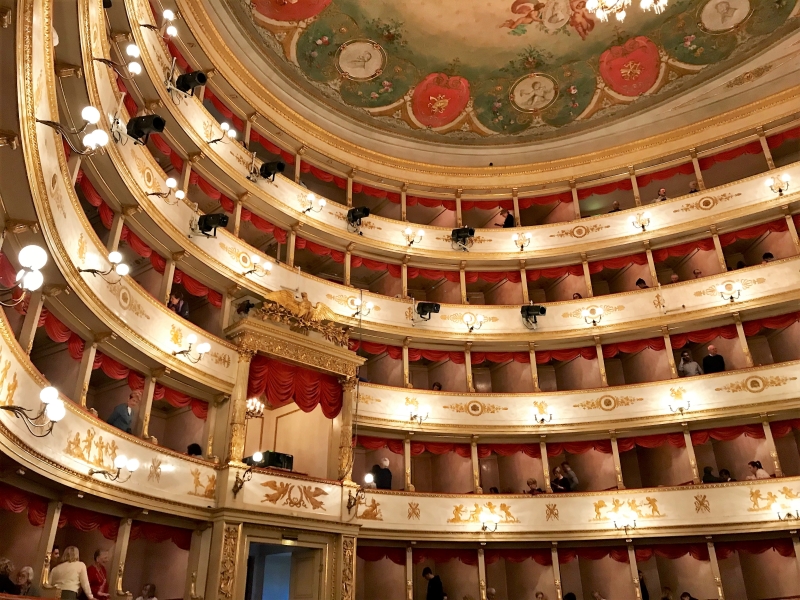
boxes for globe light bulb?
[108,251,122,264]
[404,227,413,236]
[166,177,177,189]
[114,454,128,470]
[187,333,198,345]
[40,386,59,404]
[20,270,44,291]
[197,342,211,354]
[512,233,519,241]
[220,122,230,131]
[227,129,237,139]
[781,174,791,183]
[175,190,186,200]
[366,302,374,310]
[766,177,775,188]
[417,230,424,237]
[92,129,109,147]
[127,61,142,75]
[252,451,264,463]
[264,261,273,271]
[126,458,140,472]
[83,131,99,149]
[354,298,362,307]
[364,473,374,484]
[318,198,326,207]
[166,25,178,37]
[81,106,101,124]
[18,245,48,270]
[252,255,260,265]
[125,44,141,58]
[115,263,130,276]
[163,9,175,20]
[45,400,67,423]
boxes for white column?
[594,335,608,387]
[581,252,594,297]
[629,166,642,207]
[690,148,706,190]
[110,518,133,600]
[184,526,213,600]
[733,312,754,368]
[477,548,487,600]
[18,289,44,354]
[31,500,62,596]
[706,540,725,600]
[570,179,581,219]
[551,543,562,600]
[134,373,158,439]
[540,438,551,493]
[683,424,700,484]
[471,437,481,493]
[762,419,783,477]
[611,434,625,489]
[404,437,414,491]
[106,212,125,253]
[757,126,775,169]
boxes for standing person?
[677,351,703,377]
[50,546,60,567]
[422,567,445,600]
[495,209,515,228]
[688,181,699,194]
[135,583,157,600]
[562,462,579,490]
[702,345,725,374]
[106,390,142,434]
[551,466,571,492]
[639,570,650,600]
[746,461,770,479]
[656,188,668,202]
[375,457,393,490]
[87,550,110,600]
[49,547,95,600]
[0,559,18,594]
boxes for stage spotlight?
[346,206,370,234]
[194,214,229,237]
[451,226,475,251]
[521,304,546,330]
[259,161,285,182]
[415,302,440,321]
[175,71,207,94]
[126,115,165,145]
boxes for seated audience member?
[688,181,699,194]
[702,466,723,483]
[639,570,649,600]
[534,593,548,600]
[669,273,679,284]
[0,559,18,594]
[702,345,725,374]
[608,200,621,213]
[551,466,571,492]
[495,209,515,228]
[692,269,702,279]
[762,252,775,263]
[735,260,746,270]
[677,351,702,377]
[661,588,673,600]
[488,487,500,494]
[187,443,203,457]
[635,278,649,289]
[431,382,442,391]
[135,583,157,600]
[422,567,445,600]
[87,550,110,600]
[656,188,668,202]
[375,457,393,490]
[572,293,583,299]
[719,469,735,482]
[564,595,577,600]
[49,546,95,600]
[486,588,496,600]
[679,594,698,600]
[16,566,33,596]
[562,462,579,490]
[167,291,189,318]
[106,390,142,434]
[746,460,770,480]
[525,478,544,495]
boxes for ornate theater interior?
[0,0,799,598]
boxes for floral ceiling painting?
[246,0,797,141]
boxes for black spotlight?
[175,71,208,95]
[259,161,285,182]
[415,301,440,321]
[346,206,370,234]
[103,0,112,7]
[521,304,546,330]
[451,226,475,251]
[126,115,165,144]
[197,213,229,237]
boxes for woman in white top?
[135,583,158,600]
[49,546,95,600]
[746,460,771,479]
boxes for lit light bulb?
[220,122,230,131]
[18,245,48,270]
[252,255,260,265]
[114,454,128,470]
[766,177,775,188]
[165,177,177,189]
[227,129,237,139]
[91,129,109,147]
[354,298,362,307]
[108,251,122,264]
[404,227,413,236]
[163,9,175,20]
[126,458,140,472]
[252,451,264,463]
[781,174,791,183]
[40,387,59,404]
[197,342,211,354]
[45,400,66,422]
[175,190,186,200]
[20,270,44,291]
[512,233,519,241]
[366,302,374,310]
[83,131,100,149]
[81,106,101,124]
[165,24,178,37]
[318,198,326,207]
[127,61,142,75]
[264,261,273,271]
[115,263,130,277]
[125,44,141,58]
[187,333,198,345]
[364,473,374,484]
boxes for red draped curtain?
[558,547,629,563]
[535,347,597,364]
[356,546,406,565]
[715,539,795,559]
[248,355,343,418]
[635,543,709,562]
[767,125,800,149]
[742,311,800,336]
[352,436,470,458]
[616,433,686,452]
[652,239,715,263]
[669,325,738,349]
[691,424,764,445]
[519,191,573,207]
[636,163,695,188]
[718,219,787,247]
[577,179,633,200]
[547,439,612,456]
[589,254,648,274]
[527,265,584,281]
[698,141,763,170]
[477,444,541,459]
[412,549,478,565]
[484,548,552,565]
[603,338,665,358]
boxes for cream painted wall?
[559,559,584,599]
[31,344,79,401]
[410,454,433,493]
[427,281,461,305]
[775,434,800,477]
[739,549,800,599]
[539,201,574,226]
[625,445,694,488]
[409,365,431,390]
[368,272,403,298]
[359,557,405,600]
[489,361,535,394]
[579,555,636,600]
[654,554,716,599]
[124,537,189,600]
[747,335,774,366]
[430,452,473,494]
[710,435,772,482]
[132,267,162,300]
[621,348,673,384]
[553,358,602,391]
[0,509,43,572]
[496,453,544,493]
[159,407,205,454]
[547,274,588,302]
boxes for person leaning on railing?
[48,547,95,600]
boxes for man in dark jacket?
[167,291,190,318]
[422,567,445,600]
[702,345,725,374]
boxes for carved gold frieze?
[447,502,519,524]
[147,458,162,483]
[189,468,217,498]
[260,480,328,510]
[0,348,18,408]
[573,394,643,412]
[404,306,414,321]
[440,312,499,324]
[210,352,232,369]
[407,502,421,520]
[748,489,779,512]
[694,494,710,513]
[357,393,381,405]
[77,234,87,262]
[550,224,610,239]
[107,283,151,320]
[134,156,157,191]
[356,498,383,520]
[170,325,182,346]
[443,400,507,417]
[653,294,665,310]
[592,497,664,521]
[695,277,765,297]
[341,537,356,600]
[65,428,120,471]
[715,375,797,393]
[726,65,773,89]
[672,192,740,213]
[532,400,549,415]
[435,234,493,244]
[405,397,418,409]
[257,290,349,347]
[218,525,238,600]
[326,293,381,312]
[545,503,559,521]
[50,172,66,219]
[562,305,624,319]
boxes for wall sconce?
[302,193,326,214]
[90,454,140,482]
[766,174,790,196]
[243,255,272,277]
[140,9,178,38]
[668,400,690,416]
[172,333,211,363]
[613,512,637,536]
[346,486,366,514]
[147,177,185,204]
[232,451,262,498]
[480,509,500,532]
[410,406,429,425]
[353,298,373,318]
[246,398,265,419]
[630,212,651,232]
[716,281,743,303]
[94,53,142,80]
[511,232,531,251]
[209,122,237,144]
[581,307,603,326]
[0,245,47,306]
[774,501,800,521]
[78,251,130,284]
[404,227,424,247]
[533,413,553,425]
[0,387,66,437]
[463,312,485,332]
[37,106,108,156]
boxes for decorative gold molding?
[442,400,508,417]
[218,525,239,600]
[573,395,643,412]
[715,375,797,393]
[260,480,328,511]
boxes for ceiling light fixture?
[172,333,211,364]
[582,307,603,326]
[352,298,373,318]
[586,0,631,21]
[90,454,140,482]
[766,174,790,196]
[94,55,141,80]
[404,227,424,247]
[243,255,272,277]
[0,245,47,306]
[246,397,265,419]
[140,8,178,37]
[630,211,651,232]
[410,406,429,425]
[78,251,129,284]
[463,312,485,333]
[716,281,743,303]
[209,122,237,144]
[37,106,108,156]
[0,387,65,437]
[639,0,668,13]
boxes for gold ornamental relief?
[219,242,253,269]
[405,397,419,409]
[694,494,710,513]
[0,349,18,408]
[748,489,780,512]
[435,234,492,244]
[408,502,421,520]
[672,192,740,213]
[77,234,87,262]
[443,400,507,417]
[725,64,774,89]
[106,283,151,320]
[545,503,559,521]
[218,525,239,600]
[65,428,120,471]
[258,290,349,347]
[592,497,664,521]
[134,156,157,191]
[356,497,383,521]
[574,394,643,412]
[550,224,610,239]
[326,294,381,312]
[562,305,624,319]
[341,537,355,600]
[209,352,232,369]
[440,312,500,324]
[147,458,161,483]
[170,325,182,346]
[532,400,549,415]
[357,393,381,405]
[447,502,519,524]
[715,374,797,393]
[695,277,765,297]
[50,171,66,220]
[261,480,328,510]
[189,468,217,498]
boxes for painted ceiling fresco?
[245,0,797,141]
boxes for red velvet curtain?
[484,548,552,565]
[767,125,800,149]
[461,199,514,211]
[467,271,522,284]
[173,271,223,307]
[412,548,478,565]
[353,435,406,455]
[518,191,573,207]
[356,546,406,565]
[669,325,738,349]
[405,268,461,283]
[352,437,470,457]
[589,253,648,274]
[715,539,795,559]
[127,372,208,421]
[558,547,629,563]
[535,347,597,364]
[718,219,787,247]
[406,349,466,364]
[477,444,541,459]
[652,239,715,263]
[547,439,612,456]
[769,419,800,439]
[526,265,584,280]
[577,179,633,200]
[405,196,457,211]
[248,355,343,418]
[616,433,686,452]
[348,340,403,359]
[130,521,192,551]
[471,352,530,365]
[691,424,765,445]
[603,338,665,358]
[635,543,709,562]
[742,311,800,336]
[636,163,695,188]
[698,141,763,170]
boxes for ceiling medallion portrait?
[245,0,795,141]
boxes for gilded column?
[294,147,305,183]
[761,418,783,477]
[401,256,409,299]
[405,546,414,600]
[344,243,354,287]
[106,211,125,253]
[550,543,562,600]
[570,179,581,219]
[158,251,183,305]
[540,437,552,493]
[455,189,463,227]
[783,205,800,253]
[662,326,678,378]
[340,535,356,600]
[709,225,727,271]
[134,371,158,439]
[400,183,408,222]
[528,342,540,391]
[471,436,482,493]
[402,337,411,388]
[459,260,467,304]
[477,548,487,600]
[512,188,521,226]
[629,166,642,207]
[347,170,356,208]
[594,335,608,387]
[204,521,242,600]
[180,153,199,194]
[184,526,213,600]
[792,535,800,578]
[706,539,725,600]
[757,126,775,169]
[73,338,99,405]
[287,223,301,268]
[18,289,45,354]
[581,252,594,297]
[627,544,642,599]
[610,433,625,489]
[732,312,754,367]
[110,518,133,600]
[404,437,414,491]
[690,148,706,190]
[220,285,239,332]
[337,377,357,482]
[31,500,62,596]
[643,241,658,285]
[464,342,475,392]
[228,346,256,463]
[683,423,701,484]
[519,259,529,303]
[230,195,244,238]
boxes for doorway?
[245,542,322,600]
